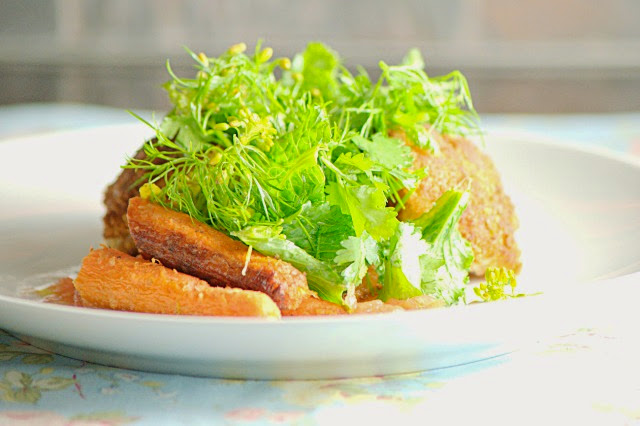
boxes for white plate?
[1,124,639,379]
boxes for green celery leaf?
[414,189,474,305]
[380,263,423,301]
[379,222,429,301]
[232,225,346,306]
[281,202,355,264]
[395,222,430,287]
[326,182,398,241]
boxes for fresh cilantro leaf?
[352,134,414,170]
[419,228,471,305]
[334,152,375,175]
[281,202,355,264]
[334,232,380,307]
[349,133,423,206]
[334,231,380,284]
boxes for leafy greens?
[127,41,482,308]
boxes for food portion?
[75,41,523,317]
[394,130,521,275]
[75,248,281,318]
[104,143,167,255]
[127,196,310,311]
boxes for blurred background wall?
[1,0,639,113]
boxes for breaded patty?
[103,146,149,255]
[103,140,170,255]
[393,129,521,275]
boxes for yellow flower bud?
[229,120,243,128]
[209,151,223,165]
[228,42,247,55]
[292,72,303,82]
[257,47,273,63]
[213,123,230,131]
[197,52,209,67]
[278,57,291,70]
[139,183,162,200]
[311,88,321,97]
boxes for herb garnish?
[473,267,527,302]
[127,41,482,308]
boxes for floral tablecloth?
[1,105,639,425]
[0,325,638,425]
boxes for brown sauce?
[36,277,84,307]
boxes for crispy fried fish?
[127,197,310,310]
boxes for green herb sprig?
[127,41,482,307]
[473,267,526,302]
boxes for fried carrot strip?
[282,296,419,316]
[74,248,281,318]
[353,300,403,314]
[386,295,445,310]
[281,295,347,316]
[126,197,310,311]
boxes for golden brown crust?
[126,197,310,311]
[393,129,521,275]
[282,293,443,316]
[103,146,148,255]
[102,141,169,255]
[281,295,347,316]
[74,248,281,318]
[386,295,445,310]
[353,300,403,314]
